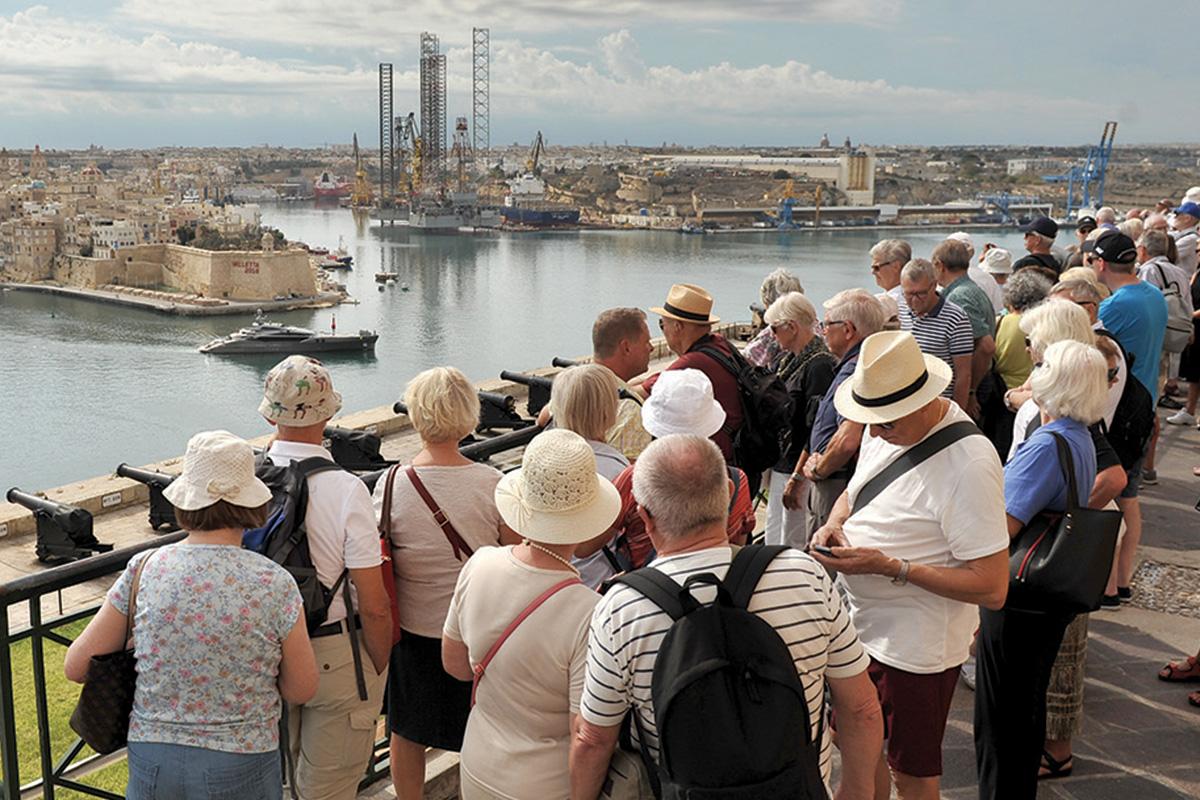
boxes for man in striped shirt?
[899,258,974,410]
[569,434,883,799]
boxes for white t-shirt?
[373,462,504,638]
[969,263,1006,314]
[839,403,1008,674]
[444,546,598,800]
[266,441,381,623]
[581,546,869,786]
[571,440,629,590]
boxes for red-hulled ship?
[313,171,351,199]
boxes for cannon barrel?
[7,488,75,516]
[551,357,578,368]
[359,425,543,493]
[116,463,176,489]
[396,391,523,429]
[499,370,554,391]
[478,391,517,413]
[393,400,407,415]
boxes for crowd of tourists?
[61,197,1200,800]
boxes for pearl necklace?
[523,539,580,575]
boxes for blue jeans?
[126,741,281,800]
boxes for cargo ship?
[313,171,351,199]
[500,173,580,227]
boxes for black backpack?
[614,545,827,800]
[696,343,793,478]
[244,455,350,632]
[1095,330,1155,469]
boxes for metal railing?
[0,535,392,799]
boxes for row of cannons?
[7,360,592,567]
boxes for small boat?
[199,311,377,355]
[375,271,399,283]
[680,222,707,235]
[316,254,351,270]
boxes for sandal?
[1189,691,1200,708]
[1158,656,1200,682]
[1039,750,1073,780]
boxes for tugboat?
[199,311,378,355]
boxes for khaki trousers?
[288,629,388,800]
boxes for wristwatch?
[891,558,911,586]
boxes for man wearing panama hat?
[641,283,744,465]
[808,330,1009,799]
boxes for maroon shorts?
[868,658,960,778]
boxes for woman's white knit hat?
[495,429,621,545]
[162,430,273,511]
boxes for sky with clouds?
[0,1,1190,150]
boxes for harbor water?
[1,206,1031,492]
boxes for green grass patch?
[9,614,128,798]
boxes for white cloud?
[113,0,898,48]
[0,7,1112,146]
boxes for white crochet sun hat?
[162,430,273,511]
[494,429,621,545]
[259,355,342,426]
[641,368,726,439]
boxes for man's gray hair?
[900,258,936,285]
[869,239,912,266]
[1095,207,1117,225]
[1138,229,1171,260]
[759,268,804,307]
[1004,269,1053,312]
[823,288,886,337]
[1049,278,1102,306]
[632,434,729,539]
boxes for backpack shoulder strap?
[294,455,343,477]
[727,466,742,514]
[612,567,688,620]
[723,544,786,610]
[695,343,742,380]
[851,421,982,514]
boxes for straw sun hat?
[651,283,720,324]
[494,429,621,545]
[641,369,726,439]
[162,430,273,511]
[834,331,951,425]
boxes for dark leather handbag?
[1007,433,1121,614]
[69,555,149,754]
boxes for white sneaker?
[1166,410,1197,426]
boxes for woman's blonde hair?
[403,367,479,444]
[1019,299,1094,360]
[1058,266,1111,299]
[550,364,620,442]
[1031,340,1108,424]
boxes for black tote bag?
[1007,432,1121,614]
[69,555,148,754]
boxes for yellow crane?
[350,133,372,208]
[526,131,545,175]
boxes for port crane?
[1041,121,1118,219]
[777,179,798,230]
[526,131,545,176]
[350,133,372,208]
[395,112,423,197]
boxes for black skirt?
[1180,320,1200,382]
[386,630,471,750]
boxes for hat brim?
[162,473,273,512]
[833,354,953,425]
[650,306,719,325]
[494,470,622,545]
[641,398,727,439]
[982,264,1012,275]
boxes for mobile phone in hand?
[809,544,838,558]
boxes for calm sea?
[0,206,1030,491]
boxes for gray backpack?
[1155,263,1192,353]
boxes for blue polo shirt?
[808,341,861,457]
[1004,417,1096,524]
[1098,280,1168,402]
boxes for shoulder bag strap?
[124,552,151,646]
[727,466,742,514]
[405,465,475,561]
[379,464,401,542]
[723,544,786,610]
[612,567,688,620]
[851,421,983,514]
[1049,432,1081,512]
[472,577,581,705]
